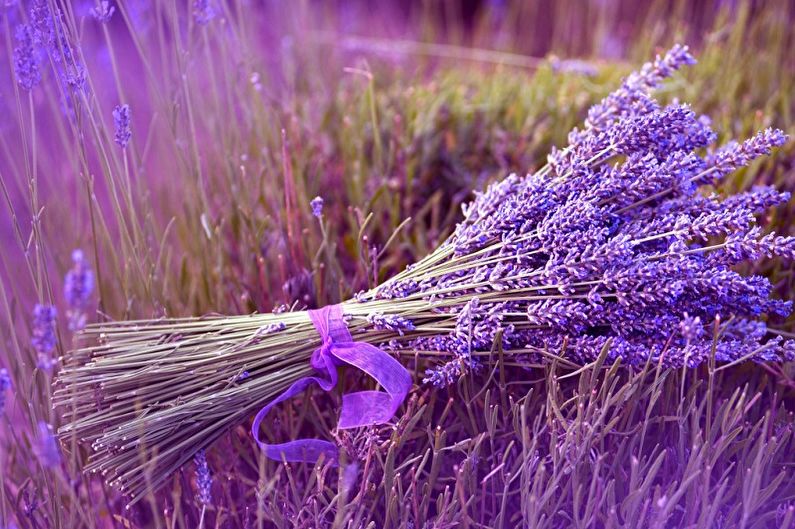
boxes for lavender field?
[1,1,795,528]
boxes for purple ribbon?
[251,304,412,464]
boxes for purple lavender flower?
[705,129,788,184]
[13,25,40,90]
[193,0,216,25]
[113,104,132,148]
[585,44,695,131]
[423,359,464,388]
[29,0,57,49]
[375,278,419,299]
[366,312,415,335]
[310,196,324,218]
[32,304,57,355]
[64,249,94,331]
[194,450,212,505]
[90,1,115,23]
[0,368,11,414]
[35,421,61,468]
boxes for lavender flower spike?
[113,104,132,148]
[194,450,212,505]
[13,25,41,91]
[311,196,324,218]
[64,249,94,331]
[367,312,416,335]
[0,368,11,415]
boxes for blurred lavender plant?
[35,422,60,468]
[0,368,11,414]
[64,249,94,331]
[12,24,40,90]
[193,0,216,26]
[31,304,56,372]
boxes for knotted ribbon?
[251,304,412,464]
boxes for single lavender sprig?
[423,360,464,388]
[366,312,415,335]
[64,249,94,331]
[32,304,57,355]
[0,368,12,414]
[194,450,212,506]
[35,422,61,468]
[311,196,324,218]
[32,304,57,372]
[13,25,41,90]
[113,104,132,148]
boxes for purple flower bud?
[310,196,324,218]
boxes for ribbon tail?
[251,355,339,464]
[332,342,412,429]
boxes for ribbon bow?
[251,304,412,464]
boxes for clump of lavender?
[64,249,94,331]
[113,104,132,149]
[311,196,324,218]
[0,368,11,414]
[364,45,794,385]
[28,0,86,94]
[32,304,57,371]
[193,450,212,506]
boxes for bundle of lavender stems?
[55,45,795,502]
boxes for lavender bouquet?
[55,45,794,503]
